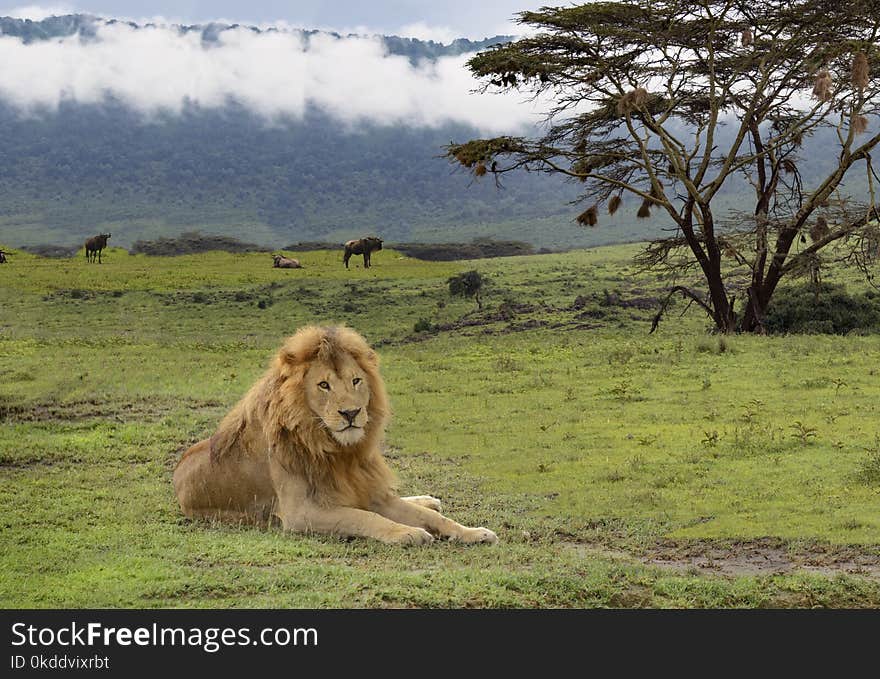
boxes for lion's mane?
[208,325,395,507]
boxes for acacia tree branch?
[650,285,715,333]
[781,212,880,276]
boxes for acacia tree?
[447,0,880,333]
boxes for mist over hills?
[0,15,873,252]
[0,14,628,250]
[0,13,510,60]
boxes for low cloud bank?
[0,19,542,133]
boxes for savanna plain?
[1,243,879,608]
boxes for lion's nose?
[339,408,361,424]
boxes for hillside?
[0,100,604,250]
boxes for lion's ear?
[279,345,304,366]
[278,328,322,368]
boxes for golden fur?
[173,325,498,546]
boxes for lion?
[173,325,498,546]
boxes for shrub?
[696,336,733,354]
[20,244,77,258]
[855,452,880,485]
[131,231,268,256]
[413,318,435,333]
[448,270,484,308]
[851,438,880,486]
[764,283,880,335]
[394,239,534,261]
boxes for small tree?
[447,1,880,333]
[448,270,484,308]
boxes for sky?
[0,2,555,133]
[0,1,548,40]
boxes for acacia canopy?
[448,0,880,332]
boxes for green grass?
[1,244,879,608]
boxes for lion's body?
[173,438,276,524]
[173,325,497,545]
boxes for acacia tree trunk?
[678,205,737,333]
[703,213,736,334]
[707,264,736,333]
[740,230,798,332]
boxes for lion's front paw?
[453,527,498,545]
[385,526,434,546]
[401,495,442,512]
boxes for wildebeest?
[85,234,111,263]
[0,250,7,264]
[272,254,302,269]
[343,236,383,269]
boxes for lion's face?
[304,351,372,446]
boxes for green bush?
[765,283,880,335]
[448,270,484,308]
[131,231,268,256]
[395,239,533,261]
[21,244,77,258]
[413,318,435,333]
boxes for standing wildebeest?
[343,236,383,269]
[0,250,7,264]
[85,234,111,263]
[272,254,302,269]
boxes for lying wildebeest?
[0,250,7,263]
[273,254,302,269]
[85,233,111,263]
[343,236,383,269]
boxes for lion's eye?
[318,381,331,390]
[352,377,362,386]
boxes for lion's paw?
[406,495,442,512]
[386,526,434,546]
[453,527,498,545]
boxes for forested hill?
[0,99,614,250]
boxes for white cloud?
[0,21,543,134]
[395,21,457,43]
[2,4,73,20]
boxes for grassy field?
[1,244,879,608]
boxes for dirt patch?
[0,397,224,423]
[0,457,61,470]
[550,321,603,331]
[564,537,880,579]
[641,539,798,576]
[43,289,126,302]
[386,285,659,347]
[157,282,283,307]
[647,538,880,578]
